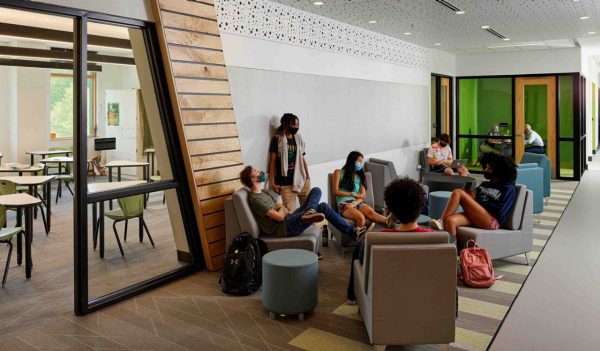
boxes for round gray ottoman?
[428,191,463,220]
[262,249,318,321]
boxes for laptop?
[449,159,468,168]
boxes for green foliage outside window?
[50,73,96,138]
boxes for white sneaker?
[346,299,357,305]
[430,219,444,230]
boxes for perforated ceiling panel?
[269,0,600,53]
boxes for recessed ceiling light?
[481,25,490,29]
[313,1,324,5]
[455,10,466,15]
[404,32,412,35]
[589,31,597,35]
[580,16,590,20]
[503,38,511,41]
[434,43,441,46]
[368,20,377,24]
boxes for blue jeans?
[285,187,356,237]
[525,146,545,154]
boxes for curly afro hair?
[384,177,425,224]
[479,152,517,183]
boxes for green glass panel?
[456,137,513,170]
[559,141,574,178]
[524,85,548,143]
[458,78,512,136]
[559,75,574,138]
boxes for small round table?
[428,191,463,220]
[262,249,318,321]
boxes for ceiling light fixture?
[503,38,511,41]
[368,20,377,24]
[589,31,597,35]
[580,16,590,20]
[434,43,441,46]
[434,0,465,15]
[483,26,509,40]
[481,25,490,29]
[487,43,545,49]
[404,32,412,35]
[313,1,324,5]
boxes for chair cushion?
[503,184,526,230]
[105,209,126,221]
[0,227,21,241]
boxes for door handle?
[516,133,523,137]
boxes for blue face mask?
[257,171,267,183]
[354,162,363,171]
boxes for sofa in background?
[516,163,544,215]
[520,152,551,201]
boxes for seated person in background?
[333,151,391,229]
[346,177,434,304]
[240,165,368,243]
[427,133,469,176]
[480,123,502,155]
[429,153,516,238]
[524,124,545,154]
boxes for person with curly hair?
[346,177,433,304]
[429,152,517,237]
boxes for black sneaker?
[355,226,368,241]
[301,208,325,223]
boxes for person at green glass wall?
[524,124,545,154]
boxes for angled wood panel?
[152,0,242,271]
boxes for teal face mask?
[354,162,363,171]
[257,171,267,183]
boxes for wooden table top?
[105,160,149,167]
[39,157,74,163]
[0,175,54,185]
[26,150,70,155]
[0,165,44,173]
[0,193,42,207]
[88,180,147,194]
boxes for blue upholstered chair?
[520,152,551,201]
[516,164,544,215]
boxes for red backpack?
[460,240,495,288]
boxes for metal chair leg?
[93,217,99,250]
[3,240,13,286]
[64,181,74,196]
[112,221,125,257]
[141,217,155,247]
[138,216,143,242]
[124,219,128,242]
[38,204,48,235]
[524,252,530,266]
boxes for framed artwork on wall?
[107,102,120,126]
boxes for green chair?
[45,147,69,175]
[0,180,16,229]
[54,174,74,203]
[0,204,22,286]
[104,194,155,257]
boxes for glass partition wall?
[457,73,585,180]
[0,1,201,317]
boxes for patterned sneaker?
[430,219,444,230]
[355,226,367,241]
[301,208,325,223]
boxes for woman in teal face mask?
[332,151,390,229]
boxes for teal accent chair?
[521,152,551,200]
[0,204,22,286]
[104,194,155,257]
[516,164,544,215]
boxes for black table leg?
[117,167,121,181]
[31,185,37,219]
[100,201,105,259]
[30,154,34,166]
[25,206,33,278]
[46,181,52,232]
[16,208,22,265]
[92,202,97,250]
[109,167,113,210]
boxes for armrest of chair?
[518,163,539,169]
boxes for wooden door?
[515,77,556,173]
[440,77,450,134]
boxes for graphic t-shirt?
[427,143,452,162]
[248,190,287,238]
[269,135,304,186]
[476,181,516,225]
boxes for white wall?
[456,48,581,76]
[31,0,153,21]
[430,49,456,77]
[0,66,17,162]
[581,46,600,159]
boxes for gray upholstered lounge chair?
[456,184,533,263]
[224,188,320,254]
[365,158,398,212]
[354,231,456,350]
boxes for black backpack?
[220,232,268,296]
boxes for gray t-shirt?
[248,190,287,238]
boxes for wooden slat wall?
[152,0,241,271]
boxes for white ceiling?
[271,0,600,54]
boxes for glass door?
[431,74,453,140]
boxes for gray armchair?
[354,231,456,350]
[365,158,398,212]
[225,188,320,254]
[456,184,533,262]
[327,172,375,256]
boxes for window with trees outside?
[50,71,96,138]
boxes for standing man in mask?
[427,133,469,176]
[269,113,311,211]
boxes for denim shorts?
[338,201,364,215]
